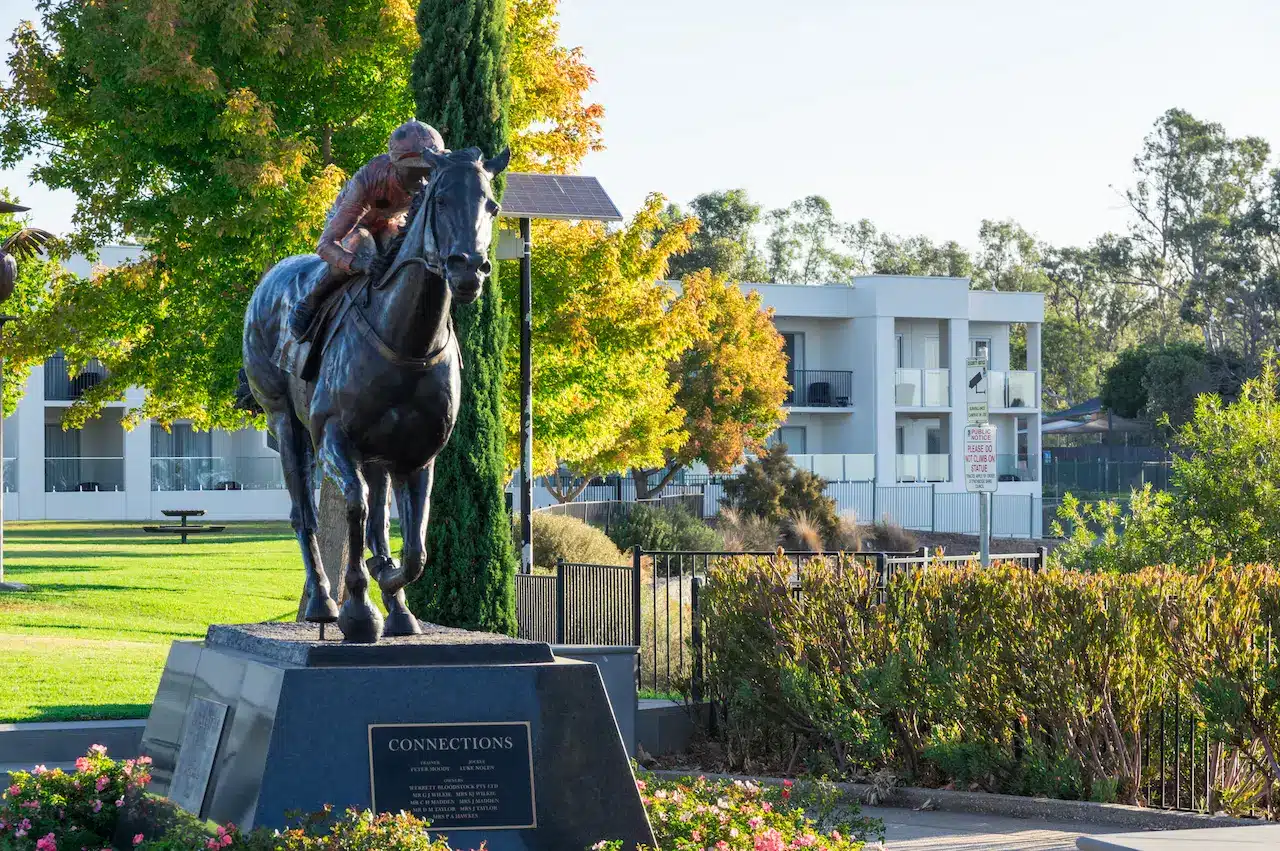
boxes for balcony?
[152,456,286,491]
[45,457,125,492]
[895,368,949,407]
[997,453,1038,482]
[44,354,110,402]
[986,370,1037,409]
[896,453,950,483]
[786,370,853,408]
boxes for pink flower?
[33,765,47,775]
[716,843,730,850]
[89,745,108,755]
[19,818,32,830]
[635,780,646,791]
[753,828,784,851]
[0,818,7,830]
[36,832,58,851]
[206,840,220,850]
[220,835,232,847]
[95,776,109,792]
[829,830,842,841]
[5,784,18,796]
[92,800,103,813]
[75,758,91,773]
[115,798,124,807]
[691,829,702,841]
[15,828,26,838]
[749,816,763,829]
[761,801,772,811]
[132,834,144,846]
[22,800,40,810]
[137,757,152,767]
[782,779,794,788]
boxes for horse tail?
[233,366,265,415]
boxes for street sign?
[964,424,997,493]
[965,356,988,425]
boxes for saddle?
[273,268,365,383]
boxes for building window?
[766,426,806,454]
[926,426,943,455]
[895,334,905,369]
[151,423,212,458]
[924,335,940,369]
[971,338,990,363]
[896,426,905,455]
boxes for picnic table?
[142,509,226,544]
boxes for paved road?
[862,806,1131,850]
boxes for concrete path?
[863,805,1132,850]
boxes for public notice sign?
[368,722,536,830]
[965,356,988,425]
[963,424,997,493]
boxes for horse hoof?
[382,609,422,638]
[367,555,404,590]
[337,596,384,643]
[304,591,340,623]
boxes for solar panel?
[499,173,622,222]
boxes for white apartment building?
[737,275,1044,536]
[4,257,1043,535]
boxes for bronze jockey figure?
[289,120,446,338]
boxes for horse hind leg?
[364,464,421,637]
[271,409,338,623]
[379,464,433,637]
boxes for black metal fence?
[514,558,641,648]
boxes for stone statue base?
[139,622,654,851]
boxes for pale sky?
[4,0,1280,249]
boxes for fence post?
[690,576,704,705]
[875,551,888,604]
[930,483,936,532]
[631,546,642,649]
[1036,545,1048,573]
[554,558,566,645]
[917,546,930,562]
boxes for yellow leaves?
[216,88,278,141]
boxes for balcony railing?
[789,453,875,481]
[45,457,125,492]
[894,368,949,407]
[786,370,853,407]
[3,458,14,492]
[44,354,110,402]
[987,370,1037,409]
[997,453,1038,482]
[151,456,286,491]
[896,453,950,482]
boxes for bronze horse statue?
[242,146,510,642]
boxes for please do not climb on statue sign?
[963,424,998,493]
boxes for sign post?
[964,423,997,567]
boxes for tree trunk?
[297,477,348,620]
[632,462,683,501]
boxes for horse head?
[415,146,510,303]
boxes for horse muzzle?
[445,253,489,303]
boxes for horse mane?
[366,187,428,284]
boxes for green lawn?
[0,521,303,722]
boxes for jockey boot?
[289,267,347,340]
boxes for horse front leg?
[319,421,384,643]
[271,410,338,624]
[378,461,433,636]
[364,461,397,573]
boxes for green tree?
[972,219,1047,292]
[764,196,872,284]
[721,442,838,544]
[664,189,768,282]
[406,0,516,633]
[871,232,972,278]
[0,193,66,415]
[1100,341,1247,426]
[631,270,789,499]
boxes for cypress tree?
[406,0,517,633]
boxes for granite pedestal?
[140,622,654,851]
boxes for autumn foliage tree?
[631,270,789,499]
[500,195,696,501]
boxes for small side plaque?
[169,697,229,815]
[369,722,536,830]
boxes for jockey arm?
[316,181,372,275]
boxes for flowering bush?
[593,772,878,851]
[0,745,149,851]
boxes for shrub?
[721,443,839,544]
[0,746,146,851]
[825,513,867,553]
[784,511,824,551]
[865,518,917,553]
[716,507,779,551]
[701,555,1212,803]
[607,504,723,553]
[530,512,626,569]
[592,771,880,851]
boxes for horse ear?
[484,147,511,176]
